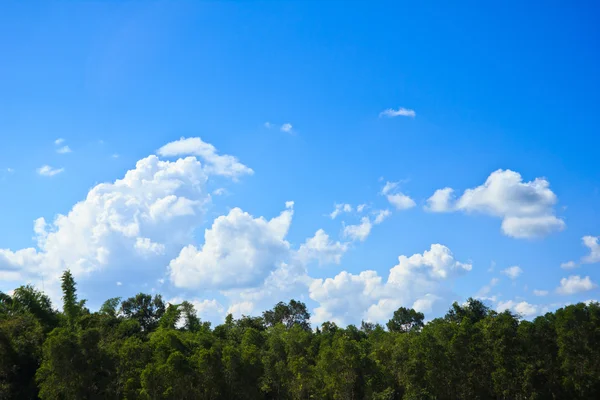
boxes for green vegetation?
[1,271,599,399]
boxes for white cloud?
[502,265,523,279]
[497,300,538,317]
[134,237,166,256]
[426,169,565,238]
[343,217,372,242]
[381,181,415,210]
[310,244,471,326]
[56,145,72,154]
[561,261,577,269]
[6,168,14,173]
[330,203,352,219]
[297,229,348,266]
[533,289,548,296]
[157,137,253,179]
[280,123,293,133]
[116,281,122,286]
[557,275,597,295]
[582,236,600,264]
[111,154,119,159]
[357,204,367,213]
[373,209,391,225]
[227,301,254,318]
[168,204,293,290]
[37,165,64,177]
[1,138,249,302]
[425,188,454,212]
[54,138,64,145]
[379,107,416,118]
[264,122,273,129]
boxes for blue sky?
[1,1,599,325]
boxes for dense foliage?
[1,271,599,399]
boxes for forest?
[1,270,599,400]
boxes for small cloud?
[280,123,293,133]
[381,181,415,210]
[285,200,295,209]
[54,138,65,145]
[581,236,600,264]
[373,209,391,224]
[357,204,367,213]
[5,168,14,173]
[213,188,227,196]
[488,261,496,273]
[533,289,549,296]
[111,154,119,159]
[56,145,72,154]
[379,107,416,118]
[557,275,597,295]
[116,281,122,286]
[343,217,372,242]
[157,278,165,285]
[330,203,352,219]
[264,122,273,129]
[502,265,523,279]
[560,261,577,269]
[37,165,64,177]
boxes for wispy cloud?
[502,265,523,279]
[37,165,64,177]
[56,145,72,154]
[280,123,293,133]
[379,107,416,118]
[54,138,65,145]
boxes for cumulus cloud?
[556,275,597,295]
[343,217,372,242]
[37,165,64,177]
[280,123,293,133]
[330,203,352,219]
[169,203,293,290]
[309,244,471,326]
[0,138,251,303]
[501,266,523,279]
[581,235,600,264]
[297,229,348,266]
[381,181,416,210]
[426,169,565,238]
[157,137,253,179]
[379,107,416,118]
[497,300,538,317]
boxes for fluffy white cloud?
[502,266,523,279]
[373,209,391,224]
[169,203,293,290]
[425,188,454,212]
[280,123,293,133]
[533,289,549,296]
[381,181,416,210]
[582,235,600,264]
[297,229,348,266]
[0,138,252,303]
[157,137,253,179]
[497,300,538,317]
[561,261,577,269]
[379,107,416,118]
[309,244,471,326]
[37,165,64,177]
[330,203,352,219]
[56,145,72,154]
[343,217,372,242]
[557,275,597,295]
[426,169,565,238]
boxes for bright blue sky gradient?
[1,1,599,324]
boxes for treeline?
[1,271,600,399]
